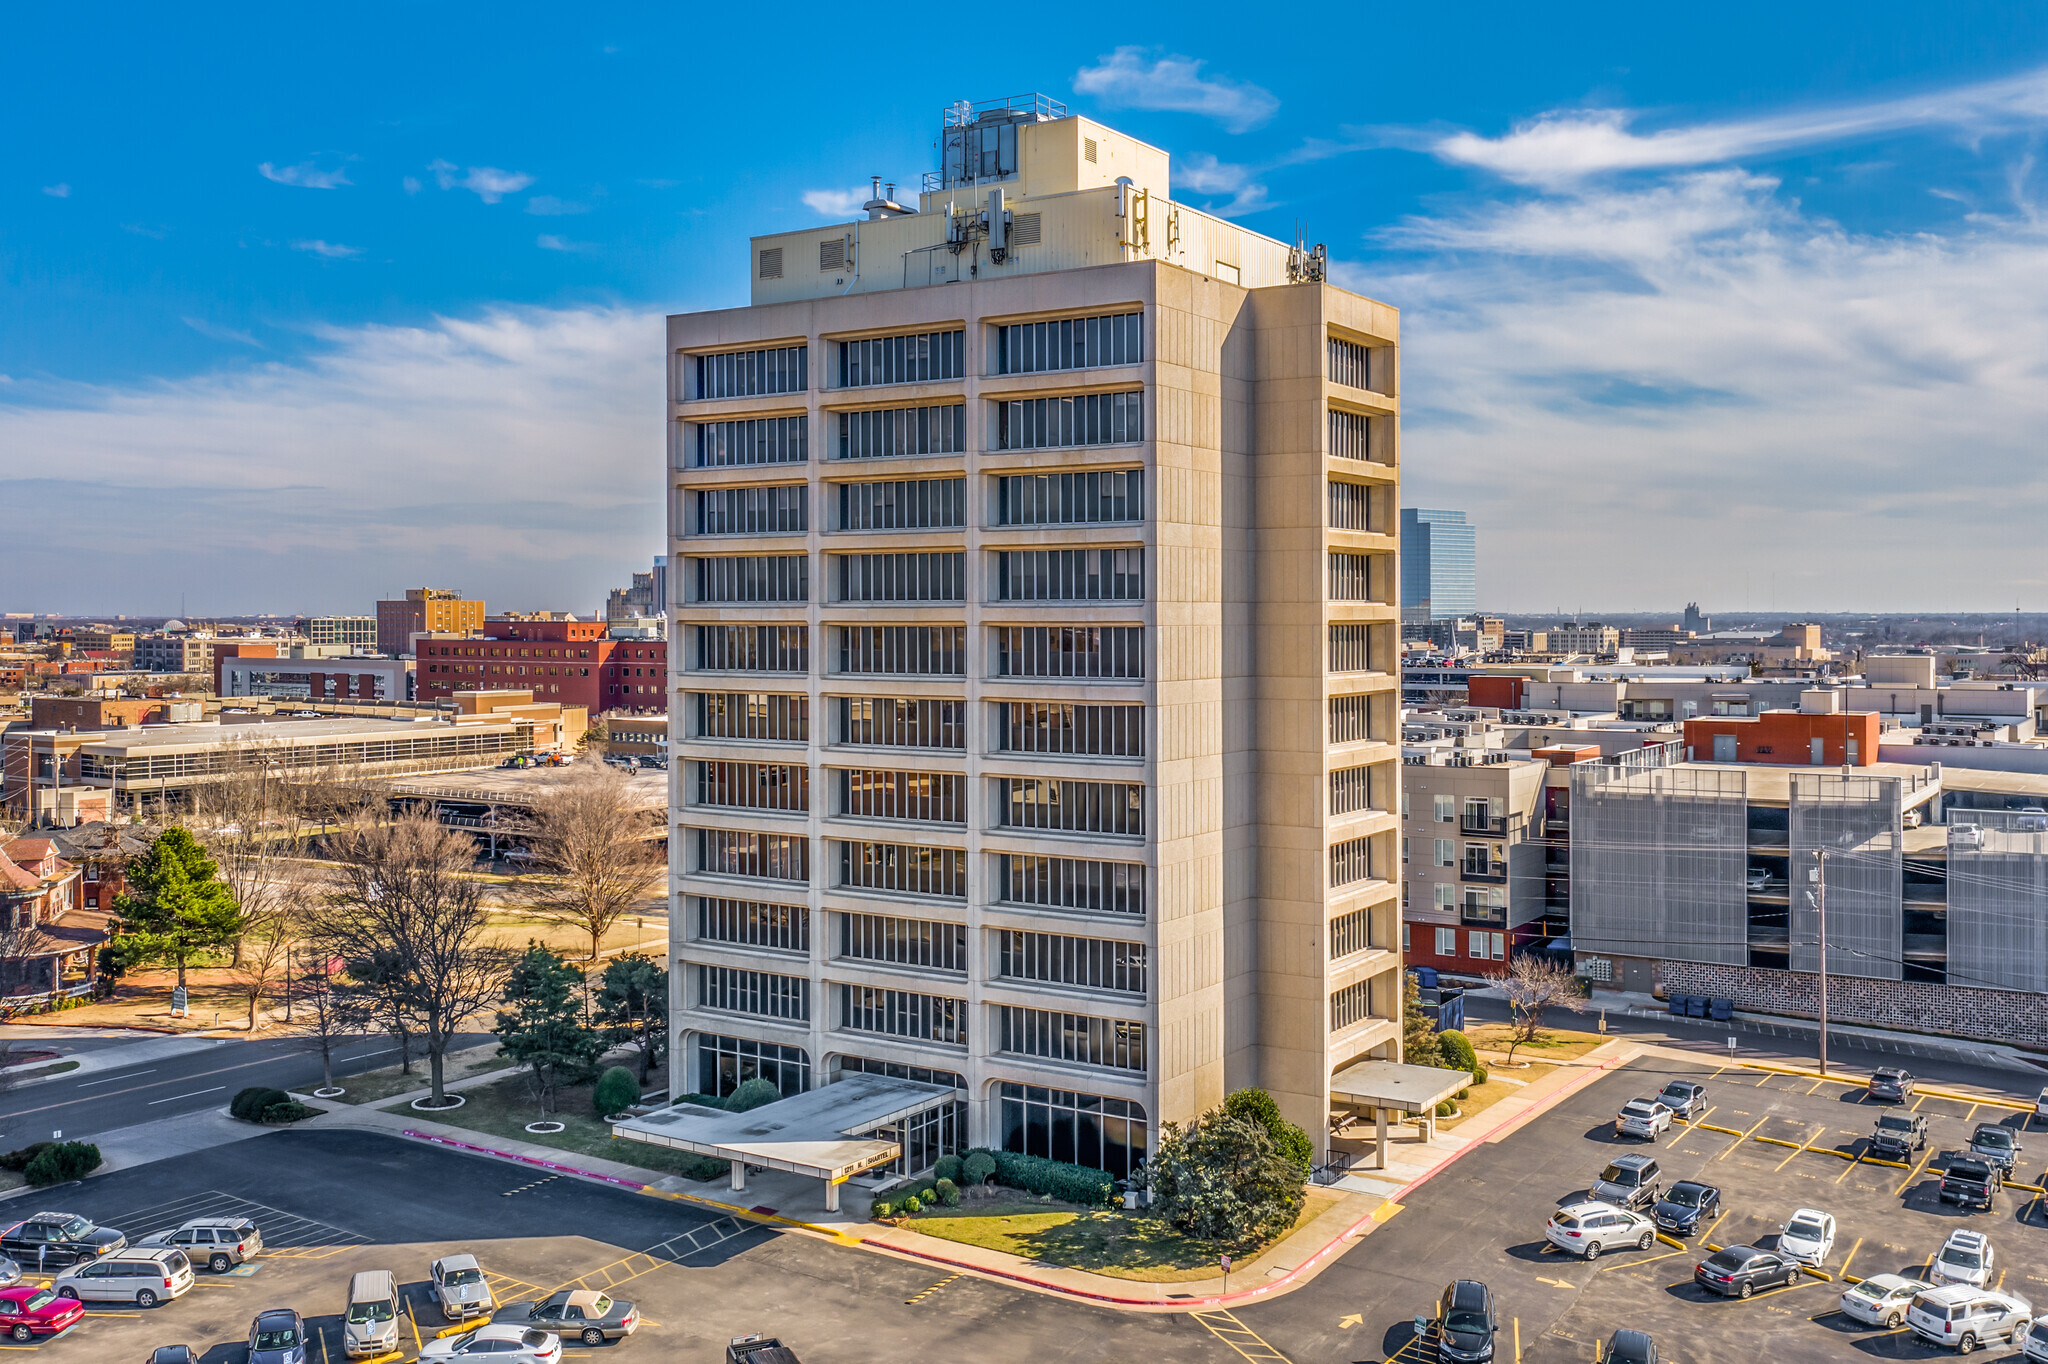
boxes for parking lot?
[1235,1053,2048,1364]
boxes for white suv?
[1614,1100,1673,1140]
[1545,1201,1656,1260]
[1933,1231,1995,1289]
[1908,1285,2031,1354]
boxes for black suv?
[1651,1180,1721,1237]
[1940,1156,2000,1211]
[1969,1123,2022,1174]
[0,1213,124,1269]
[1655,1081,1708,1121]
[1427,1280,1497,1364]
[1870,1112,1927,1161]
[1867,1068,1915,1101]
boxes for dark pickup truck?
[728,1336,802,1364]
[1940,1156,2000,1211]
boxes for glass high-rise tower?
[1400,508,1476,624]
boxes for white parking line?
[76,1069,155,1087]
[146,1086,226,1105]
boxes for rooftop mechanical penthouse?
[662,93,1404,1180]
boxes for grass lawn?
[1439,1062,1558,1128]
[902,1186,1346,1282]
[380,1071,725,1184]
[325,1044,507,1104]
[1464,1021,1610,1062]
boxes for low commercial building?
[415,619,665,716]
[218,648,414,702]
[132,635,216,675]
[307,617,378,649]
[376,589,485,657]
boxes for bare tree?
[189,734,309,969]
[1490,956,1587,1066]
[287,946,373,1092]
[516,766,663,960]
[318,811,513,1104]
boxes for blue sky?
[7,4,2048,614]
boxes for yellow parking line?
[1838,1237,1863,1282]
[1721,1115,1771,1160]
[1777,1126,1827,1171]
[1911,1094,1929,1112]
[1835,1147,1867,1183]
[1806,1078,1829,1095]
[1514,1318,1521,1364]
[1892,1149,1935,1198]
[1607,1245,1692,1272]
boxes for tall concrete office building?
[1400,507,1476,625]
[665,94,1403,1175]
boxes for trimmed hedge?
[934,1177,960,1207]
[933,1154,962,1183]
[962,1150,996,1186]
[231,1087,291,1121]
[25,1141,100,1187]
[990,1149,1117,1207]
[260,1100,314,1124]
[1472,1064,1489,1086]
[593,1067,640,1117]
[871,1198,895,1219]
[1437,1030,1478,1074]
[0,1143,53,1173]
[727,1078,782,1112]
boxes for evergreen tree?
[114,827,240,991]
[495,943,605,1116]
[592,953,668,1083]
[1402,971,1444,1068]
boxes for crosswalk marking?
[1192,1309,1293,1363]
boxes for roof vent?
[758,247,783,280]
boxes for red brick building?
[1682,708,1880,766]
[415,620,666,715]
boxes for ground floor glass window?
[695,1033,810,1099]
[998,1081,1147,1178]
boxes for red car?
[0,1285,85,1340]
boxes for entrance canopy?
[1329,1060,1469,1115]
[611,1073,958,1184]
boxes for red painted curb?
[398,1129,650,1190]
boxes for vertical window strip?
[837,330,965,387]
[699,965,809,1020]
[1328,624,1384,673]
[696,345,809,400]
[837,626,967,676]
[836,840,969,898]
[996,391,1143,451]
[839,697,967,750]
[996,312,1143,375]
[997,549,1144,602]
[1000,855,1145,914]
[694,626,809,674]
[1329,908,1374,960]
[999,779,1145,836]
[1329,835,1376,888]
[997,470,1143,525]
[696,898,810,952]
[836,404,966,461]
[696,692,808,742]
[1329,978,1379,1031]
[837,477,965,531]
[1327,410,1373,462]
[1327,552,1376,602]
[697,416,810,468]
[997,931,1147,994]
[697,828,810,883]
[838,913,967,972]
[1327,337,1372,390]
[993,626,1144,679]
[1329,694,1372,745]
[697,485,809,535]
[1329,765,1374,816]
[839,769,964,823]
[694,555,809,603]
[837,552,966,603]
[996,1006,1147,1072]
[696,762,809,813]
[997,702,1144,757]
[1327,480,1375,531]
[837,984,968,1044]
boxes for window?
[999,1082,1147,1179]
[1434,795,1454,823]
[838,477,965,530]
[1435,926,1458,956]
[837,552,965,603]
[838,626,966,676]
[998,702,1143,757]
[839,914,967,972]
[695,416,808,469]
[839,330,965,387]
[1330,835,1376,887]
[1327,552,1380,602]
[697,692,808,742]
[839,697,965,750]
[996,470,1142,525]
[838,985,967,1045]
[996,392,1143,451]
[1000,855,1144,915]
[1327,337,1373,390]
[837,405,967,461]
[1435,883,1455,911]
[699,965,808,1021]
[996,313,1143,374]
[696,1033,808,1098]
[1328,480,1378,531]
[695,555,808,603]
[1463,797,1504,834]
[1000,779,1144,836]
[695,626,808,674]
[998,931,1146,994]
[1328,624,1384,673]
[1330,694,1377,745]
[1467,930,1504,960]
[1328,409,1374,463]
[1329,977,1382,1032]
[994,626,1144,679]
[698,829,809,882]
[1330,765,1378,816]
[839,769,964,823]
[697,485,808,535]
[1329,908,1376,960]
[1402,922,1411,951]
[696,899,808,952]
[997,1007,1146,1072]
[698,345,807,399]
[1401,837,1409,865]
[1434,838,1454,867]
[1462,843,1503,877]
[697,762,809,812]
[997,549,1143,601]
[1462,888,1507,927]
[837,840,968,898]
[839,1056,964,1090]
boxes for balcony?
[1460,862,1507,884]
[1461,815,1508,837]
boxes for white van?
[344,1269,402,1358]
[51,1247,193,1307]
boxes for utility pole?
[1812,848,1829,1077]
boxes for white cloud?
[402,176,422,195]
[428,160,535,203]
[1175,154,1270,216]
[258,159,352,190]
[1432,65,2048,186]
[181,317,265,349]
[292,240,362,259]
[525,195,590,216]
[536,234,589,252]
[0,307,663,614]
[41,183,70,198]
[1075,48,1279,133]
[801,186,868,218]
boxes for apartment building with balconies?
[662,94,1402,1176]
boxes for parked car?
[2023,1313,2048,1364]
[1545,1202,1656,1259]
[0,1257,20,1289]
[1970,1124,2022,1174]
[1908,1285,2031,1354]
[728,1337,803,1364]
[248,1308,308,1364]
[1615,1100,1674,1141]
[1599,1331,1657,1364]
[1869,1068,1916,1101]
[431,1254,496,1322]
[1694,1245,1802,1299]
[1841,1274,1934,1329]
[1746,867,1770,892]
[1591,1155,1662,1211]
[1423,1280,1497,1364]
[1777,1209,1837,1266]
[138,1216,263,1273]
[0,1285,85,1341]
[0,1212,125,1269]
[344,1270,402,1359]
[2016,807,2048,834]
[1871,1112,1928,1161]
[1652,1180,1721,1238]
[1942,1157,2001,1211]
[418,1324,562,1363]
[1655,1081,1708,1121]
[51,1247,192,1307]
[2036,1087,2048,1124]
[1933,1231,1996,1289]
[495,1291,640,1346]
[146,1348,199,1364]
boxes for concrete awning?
[610,1073,960,1183]
[1329,1060,1471,1115]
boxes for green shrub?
[1435,1099,1457,1117]
[671,1154,729,1182]
[901,1194,922,1214]
[260,1101,313,1124]
[934,1154,963,1183]
[871,1199,894,1219]
[1456,1088,1470,1101]
[230,1087,290,1122]
[677,1092,729,1110]
[963,1150,997,1185]
[1222,1088,1315,1173]
[25,1141,100,1187]
[934,1177,960,1207]
[1437,1029,1478,1074]
[990,1150,1117,1207]
[593,1066,640,1116]
[1472,1064,1489,1086]
[727,1078,782,1112]
[0,1142,53,1173]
